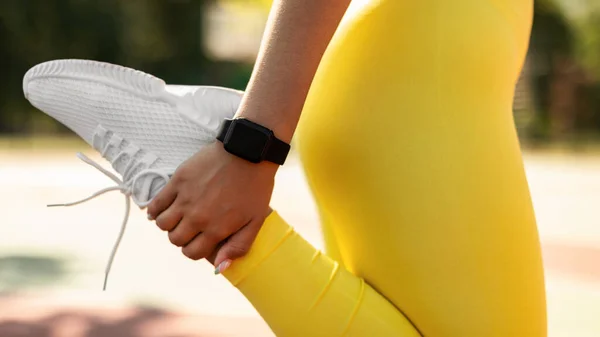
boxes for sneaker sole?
[23,59,242,132]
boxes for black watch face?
[224,120,271,163]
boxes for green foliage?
[523,0,600,141]
[0,0,252,134]
[531,0,576,57]
[576,9,600,79]
[0,0,599,142]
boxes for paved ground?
[0,147,599,336]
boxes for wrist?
[235,109,296,144]
[214,140,279,175]
[217,115,292,166]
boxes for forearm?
[236,0,352,143]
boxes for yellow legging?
[223,0,547,336]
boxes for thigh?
[297,0,545,336]
[318,206,345,266]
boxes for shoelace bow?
[48,152,169,291]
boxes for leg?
[223,211,420,337]
[223,0,545,336]
[297,0,545,336]
[318,206,345,266]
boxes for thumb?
[214,218,263,274]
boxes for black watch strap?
[216,119,232,143]
[217,118,291,165]
[264,136,290,165]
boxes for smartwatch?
[216,118,290,165]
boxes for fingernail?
[214,259,232,275]
[147,213,154,221]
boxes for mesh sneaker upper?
[26,77,219,170]
[22,59,244,289]
[24,59,243,204]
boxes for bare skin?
[146,0,352,270]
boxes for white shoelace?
[48,152,170,290]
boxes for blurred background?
[0,0,599,336]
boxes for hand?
[146,141,277,270]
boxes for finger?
[213,217,263,271]
[180,211,244,260]
[154,203,183,232]
[181,232,221,261]
[180,213,238,261]
[206,241,224,265]
[168,218,204,247]
[147,180,178,220]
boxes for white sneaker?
[23,59,243,289]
